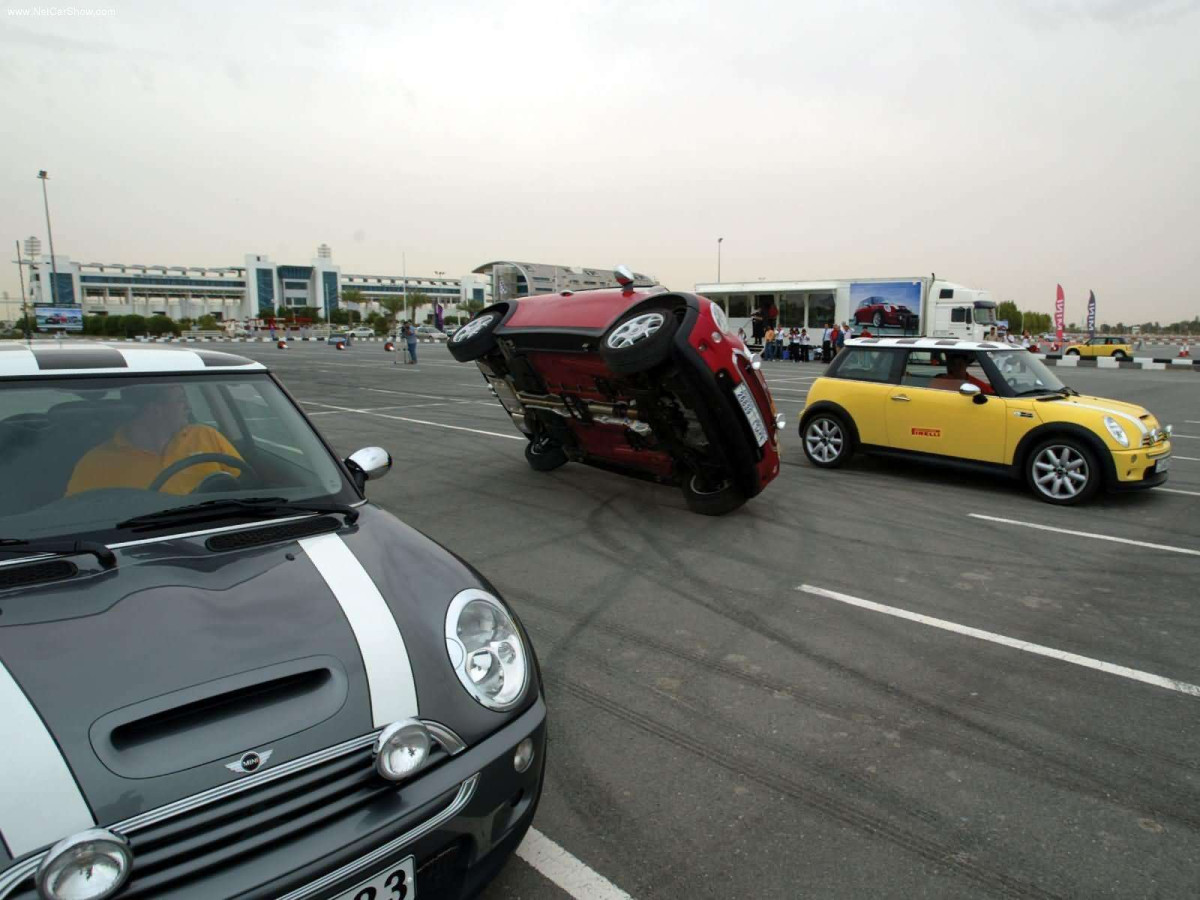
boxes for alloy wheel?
[606,313,665,349]
[805,418,844,464]
[453,314,495,343]
[1031,445,1089,500]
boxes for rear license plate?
[333,856,415,900]
[733,382,769,447]
[1156,456,1171,473]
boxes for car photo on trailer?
[0,344,545,900]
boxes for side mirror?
[958,383,988,404]
[345,446,392,491]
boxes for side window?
[901,351,946,387]
[831,348,897,384]
[950,308,966,323]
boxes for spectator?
[403,321,419,364]
[737,326,747,341]
[859,327,873,338]
[821,323,833,362]
[830,323,841,359]
[763,325,777,361]
[788,328,801,363]
[775,328,785,360]
[751,309,764,344]
[799,328,812,362]
[767,303,779,330]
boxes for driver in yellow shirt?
[67,384,243,496]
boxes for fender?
[1012,422,1117,486]
[799,400,861,448]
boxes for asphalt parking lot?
[238,341,1198,899]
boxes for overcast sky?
[1,0,1197,323]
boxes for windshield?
[985,351,1066,395]
[0,373,355,542]
[974,304,997,325]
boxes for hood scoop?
[0,558,78,591]
[90,656,348,779]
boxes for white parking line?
[797,584,1200,698]
[1172,434,1200,440]
[301,401,524,440]
[1174,456,1200,461]
[517,828,635,900]
[968,513,1200,556]
[1157,488,1200,497]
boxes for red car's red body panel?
[503,289,657,331]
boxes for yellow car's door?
[885,350,1008,463]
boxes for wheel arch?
[1013,422,1116,486]
[799,400,860,447]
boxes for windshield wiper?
[117,497,359,531]
[0,538,117,570]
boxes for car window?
[830,348,897,384]
[903,351,993,392]
[0,374,354,543]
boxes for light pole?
[717,237,723,283]
[38,170,60,307]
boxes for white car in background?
[349,327,375,338]
[415,326,450,342]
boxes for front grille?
[1,728,462,900]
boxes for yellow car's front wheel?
[1025,437,1101,505]
[802,413,853,468]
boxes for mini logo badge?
[225,748,273,775]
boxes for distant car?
[348,327,376,338]
[799,338,1172,504]
[853,297,915,329]
[449,272,783,515]
[326,331,351,345]
[1063,337,1133,359]
[0,344,546,900]
[415,326,449,342]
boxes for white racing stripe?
[797,584,1200,698]
[299,533,419,725]
[968,513,1200,556]
[1065,401,1147,435]
[517,828,635,900]
[0,660,95,855]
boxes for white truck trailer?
[695,275,998,342]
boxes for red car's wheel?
[525,438,568,472]
[449,305,508,362]
[680,473,745,516]
[600,303,679,374]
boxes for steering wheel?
[147,453,256,492]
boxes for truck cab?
[928,281,997,340]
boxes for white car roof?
[845,337,1022,352]
[0,343,266,378]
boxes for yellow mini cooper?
[1063,336,1133,359]
[799,338,1173,504]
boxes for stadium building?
[16,240,489,322]
[471,261,654,303]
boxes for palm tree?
[341,288,365,323]
[379,295,405,332]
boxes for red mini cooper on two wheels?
[450,271,783,515]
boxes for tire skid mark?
[550,674,1065,900]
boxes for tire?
[801,413,853,468]
[680,473,746,516]
[1025,437,1101,505]
[1065,348,1080,356]
[449,305,507,362]
[599,304,680,374]
[1113,351,1127,360]
[525,438,568,472]
[872,311,883,327]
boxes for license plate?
[333,856,415,900]
[1156,456,1171,473]
[733,382,769,447]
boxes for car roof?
[0,343,266,378]
[845,337,1020,352]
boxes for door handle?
[891,394,911,402]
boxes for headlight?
[373,719,432,782]
[1103,416,1129,447]
[709,300,730,335]
[445,589,528,711]
[36,829,132,900]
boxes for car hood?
[1038,394,1160,433]
[0,505,524,838]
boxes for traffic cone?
[336,341,346,351]
[1180,343,1191,358]
[277,340,288,349]
[384,341,395,352]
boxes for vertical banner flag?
[1086,291,1097,338]
[434,301,443,330]
[1054,284,1065,345]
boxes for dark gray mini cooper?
[0,344,545,900]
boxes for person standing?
[788,328,801,363]
[799,328,812,362]
[767,302,779,331]
[829,323,841,360]
[821,323,833,362]
[763,325,777,361]
[403,321,419,364]
[751,309,764,345]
